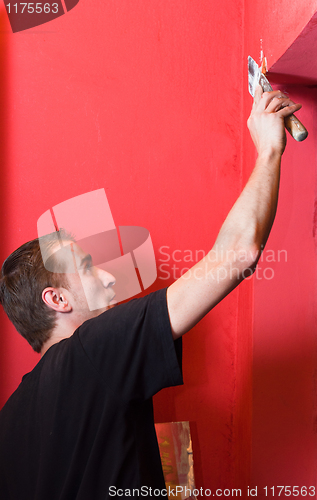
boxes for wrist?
[257,147,282,163]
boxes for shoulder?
[80,287,169,333]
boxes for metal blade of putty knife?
[248,55,308,142]
[248,55,273,97]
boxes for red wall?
[1,0,317,494]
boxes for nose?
[96,268,116,288]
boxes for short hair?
[0,231,73,353]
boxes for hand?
[247,85,302,157]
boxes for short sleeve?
[76,288,183,402]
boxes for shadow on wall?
[251,82,317,493]
[252,337,317,494]
[0,10,9,405]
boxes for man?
[0,87,302,499]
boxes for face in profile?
[53,241,117,317]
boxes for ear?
[42,288,72,313]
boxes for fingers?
[265,95,294,113]
[256,90,287,111]
[278,102,302,117]
[253,88,302,116]
[248,86,303,156]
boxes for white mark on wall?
[260,38,263,65]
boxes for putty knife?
[248,56,308,142]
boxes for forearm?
[212,149,282,267]
[167,87,302,338]
[211,85,302,270]
[167,151,282,337]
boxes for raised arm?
[167,86,302,338]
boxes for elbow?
[212,229,263,280]
[233,243,261,273]
[234,224,263,271]
[216,222,264,272]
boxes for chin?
[94,302,116,314]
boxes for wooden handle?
[284,114,308,142]
[258,72,308,142]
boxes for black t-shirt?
[0,288,183,499]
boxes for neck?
[41,317,81,357]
